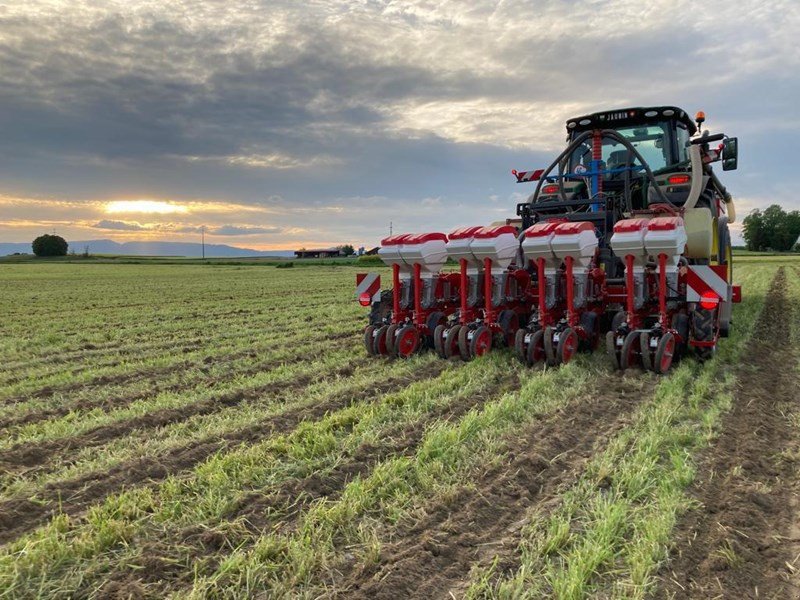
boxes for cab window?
[569,122,670,174]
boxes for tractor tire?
[691,308,716,362]
[718,221,733,338]
[369,290,393,326]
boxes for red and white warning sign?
[355,272,381,306]
[686,265,728,304]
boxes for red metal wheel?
[386,324,400,355]
[373,325,390,356]
[640,332,653,372]
[654,332,676,374]
[558,327,579,364]
[364,325,377,356]
[543,326,558,366]
[526,329,546,365]
[619,330,641,370]
[444,325,462,359]
[395,326,420,359]
[470,325,492,357]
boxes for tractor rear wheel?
[640,332,652,372]
[364,325,377,356]
[654,332,676,374]
[619,330,641,370]
[470,325,492,358]
[527,329,546,365]
[691,308,716,361]
[444,325,461,359]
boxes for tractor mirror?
[722,137,738,171]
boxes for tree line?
[742,204,800,252]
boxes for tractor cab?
[514,106,738,276]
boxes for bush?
[356,254,383,266]
[32,234,68,257]
[275,262,294,269]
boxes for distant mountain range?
[0,239,296,258]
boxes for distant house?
[294,247,345,259]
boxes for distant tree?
[339,244,355,256]
[743,205,800,252]
[32,234,68,257]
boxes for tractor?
[356,106,741,373]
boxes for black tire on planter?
[433,324,447,358]
[364,325,376,356]
[671,313,690,357]
[425,312,446,349]
[579,311,599,351]
[369,290,394,326]
[611,310,627,332]
[691,308,716,362]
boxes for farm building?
[294,247,345,259]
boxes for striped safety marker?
[355,272,381,306]
[686,265,728,303]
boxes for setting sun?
[105,200,189,214]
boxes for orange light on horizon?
[105,200,189,214]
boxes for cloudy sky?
[1,0,797,250]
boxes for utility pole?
[201,225,205,259]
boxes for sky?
[0,0,798,250]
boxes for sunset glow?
[105,200,189,215]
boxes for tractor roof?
[565,106,697,135]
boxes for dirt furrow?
[336,372,656,599]
[656,268,800,599]
[0,332,358,432]
[0,361,450,546]
[98,373,522,597]
[0,329,356,407]
[0,352,365,481]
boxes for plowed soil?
[657,268,800,599]
[337,372,656,598]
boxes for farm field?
[0,258,799,599]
